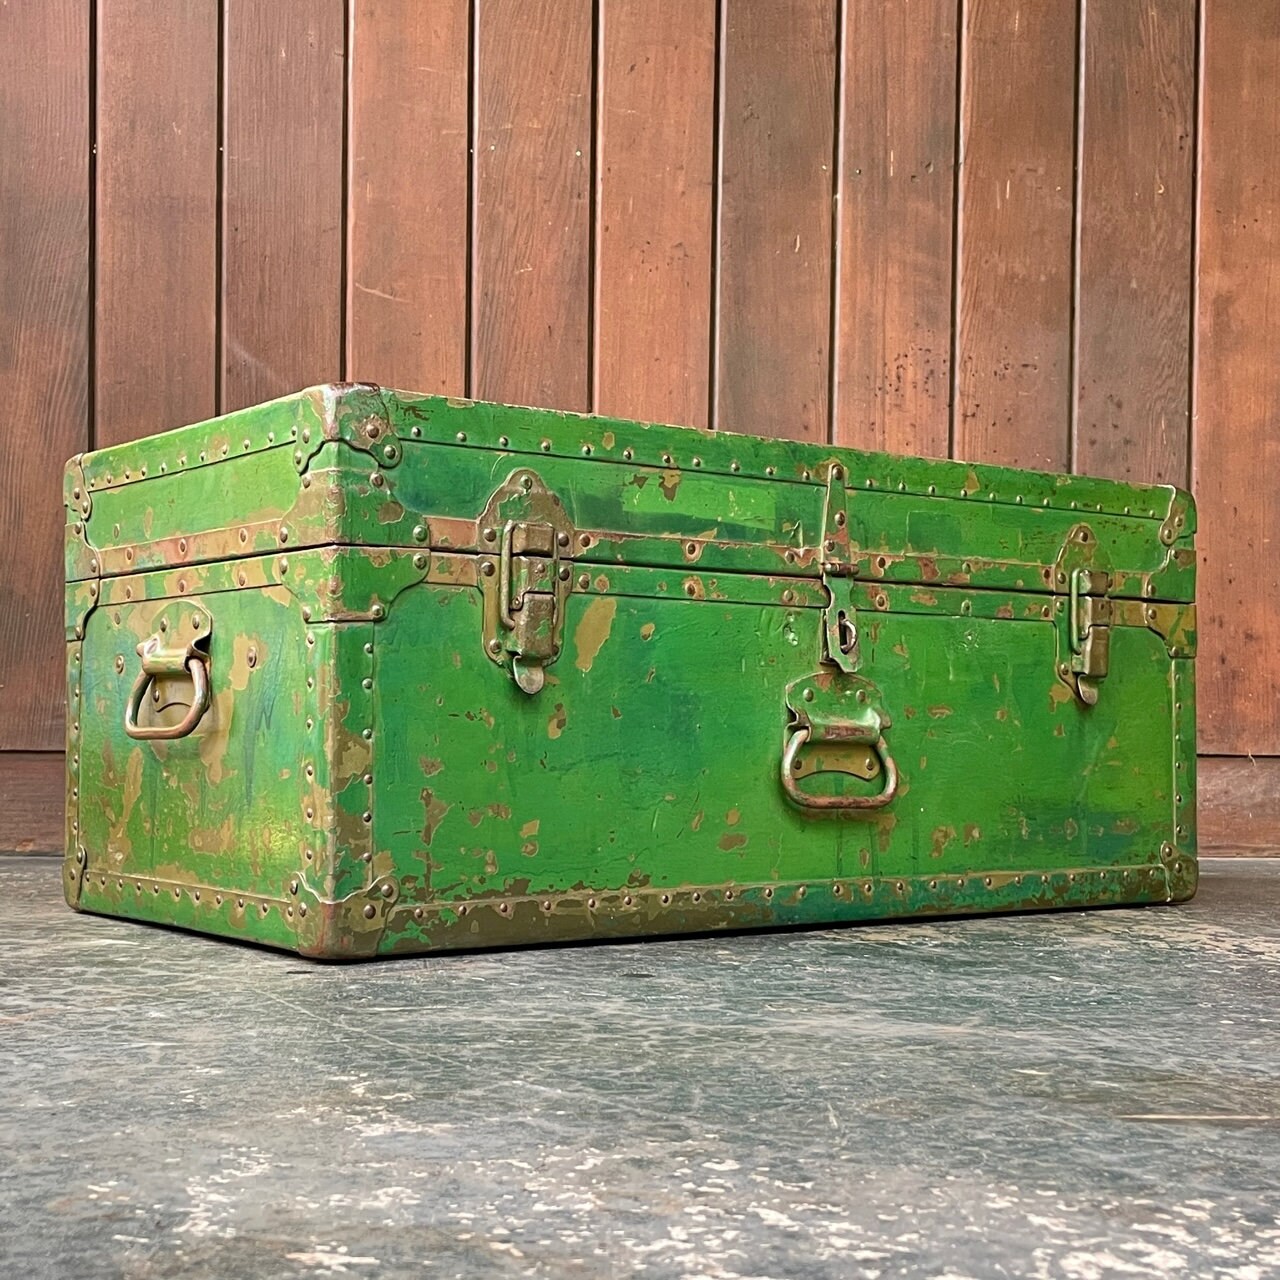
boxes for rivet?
[278,557,289,574]
[542,900,552,911]
[362,811,372,824]
[623,895,633,906]
[764,887,773,899]
[238,572,247,586]
[588,897,597,908]
[498,435,509,448]
[834,512,846,527]
[304,847,314,860]
[371,472,385,487]
[824,538,836,553]
[765,466,776,477]
[364,643,374,655]
[247,646,258,668]
[864,882,872,893]
[556,532,570,548]
[237,897,245,908]
[363,904,376,919]
[363,773,373,785]
[662,453,673,465]
[521,473,534,490]
[176,579,186,593]
[114,655,125,674]
[929,879,937,889]
[487,638,502,654]
[383,443,397,461]
[278,526,289,543]
[289,879,299,895]
[380,882,393,898]
[482,527,497,543]
[730,460,740,472]
[414,553,427,570]
[832,883,842,896]
[458,904,469,916]
[413,907,424,921]
[179,539,187,555]
[579,533,592,548]
[984,877,993,887]
[661,893,671,905]
[896,881,905,892]
[540,439,551,452]
[125,548,134,562]
[577,573,590,589]
[413,525,428,542]
[363,728,373,740]
[362,677,373,690]
[301,606,312,621]
[558,566,571,581]
[371,604,386,620]
[456,431,467,443]
[481,560,496,576]
[215,894,223,905]
[294,451,304,466]
[581,444,592,456]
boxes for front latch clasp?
[478,470,575,695]
[1068,567,1112,706]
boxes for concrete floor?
[2,857,1279,1279]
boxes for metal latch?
[819,463,861,674]
[1068,568,1112,706]
[478,470,575,695]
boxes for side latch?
[1066,567,1112,706]
[478,470,574,695]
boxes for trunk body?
[64,385,1198,958]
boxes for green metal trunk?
[63,385,1197,959]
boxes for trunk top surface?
[64,384,1195,605]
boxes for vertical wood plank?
[223,0,346,412]
[96,0,219,445]
[349,0,469,394]
[595,0,716,429]
[1075,0,1195,486]
[473,0,593,411]
[717,1,836,441]
[0,1,88,750]
[1196,3,1280,754]
[835,0,957,458]
[954,0,1078,471]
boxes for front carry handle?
[780,671,899,812]
[781,724,898,810]
[123,623,212,741]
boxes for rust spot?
[420,788,451,846]
[718,833,748,851]
[520,819,540,838]
[996,708,1009,721]
[1064,818,1079,840]
[996,604,1014,619]
[574,596,618,672]
[640,622,656,641]
[468,809,484,827]
[521,841,539,857]
[645,667,656,683]
[919,557,939,582]
[963,823,981,845]
[691,810,705,831]
[547,703,568,739]
[420,756,444,777]
[488,803,511,820]
[659,468,681,500]
[903,705,917,719]
[927,706,953,719]
[725,808,741,826]
[601,430,616,449]
[610,705,622,719]
[930,825,957,859]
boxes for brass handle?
[781,724,898,811]
[124,655,210,741]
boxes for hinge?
[478,470,575,694]
[819,463,860,672]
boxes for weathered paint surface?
[63,385,1197,958]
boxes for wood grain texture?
[596,0,715,429]
[0,1,88,751]
[473,0,593,411]
[836,0,957,459]
[349,0,469,395]
[954,0,1078,471]
[1196,4,1280,754]
[96,0,218,446]
[1075,0,1194,485]
[1200,759,1280,856]
[223,0,345,412]
[0,754,64,855]
[717,0,836,441]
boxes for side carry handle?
[123,616,212,741]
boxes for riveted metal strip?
[63,640,86,907]
[368,864,1177,957]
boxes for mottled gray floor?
[2,857,1279,1279]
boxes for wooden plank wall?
[0,0,1274,854]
